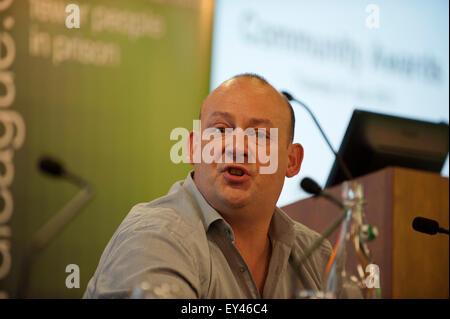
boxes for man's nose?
[225,144,248,163]
[224,129,248,163]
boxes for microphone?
[412,217,449,235]
[281,91,353,182]
[39,156,89,188]
[300,177,322,196]
[39,156,66,177]
[301,177,345,209]
[17,156,94,298]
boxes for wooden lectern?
[282,167,449,298]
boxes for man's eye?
[256,129,269,139]
[257,132,266,138]
[216,127,226,133]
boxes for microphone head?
[281,91,294,101]
[300,177,323,196]
[38,156,66,177]
[412,217,439,235]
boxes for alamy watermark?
[365,4,380,29]
[65,264,80,289]
[364,263,380,289]
[170,120,279,174]
[65,4,80,29]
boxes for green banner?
[0,0,213,298]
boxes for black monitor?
[325,109,449,188]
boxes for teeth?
[229,168,244,176]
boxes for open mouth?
[222,165,250,183]
[228,167,245,176]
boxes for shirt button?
[239,267,246,273]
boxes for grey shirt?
[84,172,332,299]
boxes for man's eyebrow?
[207,111,234,122]
[207,111,275,127]
[247,118,274,127]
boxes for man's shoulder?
[108,177,212,255]
[125,202,184,228]
[119,198,200,239]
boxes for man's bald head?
[200,73,295,143]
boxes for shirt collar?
[182,171,227,233]
[269,206,296,247]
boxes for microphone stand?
[291,209,349,268]
[16,173,94,298]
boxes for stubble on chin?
[215,183,253,210]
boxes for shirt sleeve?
[83,207,200,299]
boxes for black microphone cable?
[281,91,353,182]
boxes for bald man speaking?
[84,74,332,299]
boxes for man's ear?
[286,143,304,178]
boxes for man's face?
[190,78,303,215]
